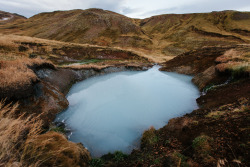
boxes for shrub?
[231,66,249,80]
[141,126,159,148]
[89,158,104,167]
[113,151,127,162]
[49,126,66,134]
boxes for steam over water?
[55,66,199,157]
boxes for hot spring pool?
[55,66,199,157]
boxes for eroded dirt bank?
[11,63,152,128]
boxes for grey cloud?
[90,0,125,12]
[120,7,140,15]
[139,7,178,17]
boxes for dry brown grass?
[62,63,112,70]
[114,46,174,63]
[0,60,37,89]
[216,61,249,73]
[21,132,91,167]
[0,33,154,66]
[0,33,67,61]
[0,57,52,91]
[0,101,42,166]
[0,101,91,167]
[215,47,250,74]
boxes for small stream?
[55,66,199,157]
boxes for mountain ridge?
[0,9,249,62]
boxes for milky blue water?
[55,66,199,157]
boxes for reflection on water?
[55,66,199,157]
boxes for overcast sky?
[0,0,250,18]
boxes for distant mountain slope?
[0,9,249,61]
[10,9,152,49]
[140,11,250,55]
[0,10,26,25]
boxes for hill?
[1,9,151,50]
[141,11,250,56]
[0,9,249,62]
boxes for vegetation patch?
[49,126,66,134]
[206,111,224,119]
[113,151,128,162]
[89,158,104,167]
[192,135,215,165]
[170,152,189,167]
[141,126,159,148]
[231,66,249,80]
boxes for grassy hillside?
[140,11,250,56]
[1,10,249,62]
[0,33,150,63]
[1,9,152,50]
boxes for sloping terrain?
[1,10,249,62]
[1,9,152,50]
[140,11,250,56]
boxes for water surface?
[56,66,199,157]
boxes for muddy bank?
[13,64,151,128]
[36,65,151,95]
[160,45,249,90]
